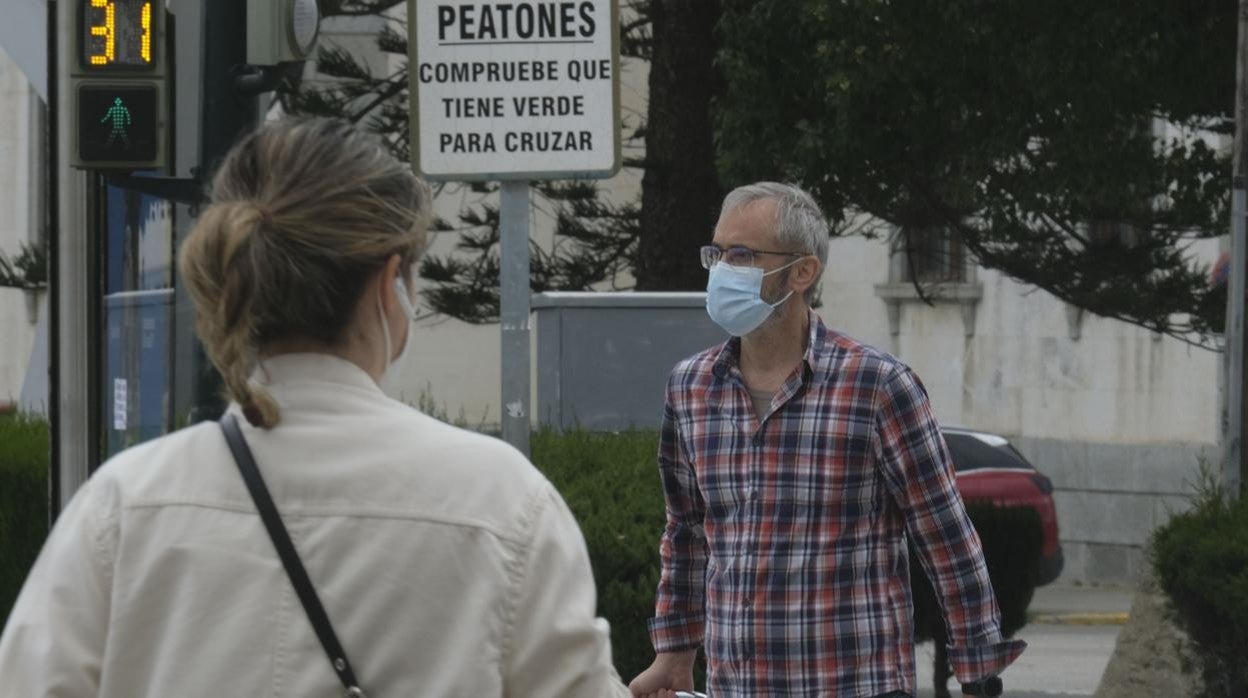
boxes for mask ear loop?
[761,256,805,277]
[765,255,813,308]
[769,289,796,309]
[395,277,419,321]
[375,293,393,372]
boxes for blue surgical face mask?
[706,260,798,337]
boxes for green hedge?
[0,415,49,626]
[1153,480,1248,698]
[531,428,666,683]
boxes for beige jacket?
[0,354,630,697]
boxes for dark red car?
[942,427,1063,586]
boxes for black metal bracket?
[233,62,306,97]
[102,171,205,208]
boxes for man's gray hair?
[720,182,829,304]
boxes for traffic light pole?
[1227,0,1248,499]
[52,0,97,512]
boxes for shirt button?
[749,489,759,501]
[752,434,763,446]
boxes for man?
[629,183,1025,697]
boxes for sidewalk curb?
[1028,611,1130,626]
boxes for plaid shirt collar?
[707,310,834,414]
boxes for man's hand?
[629,650,697,697]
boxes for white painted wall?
[0,45,41,405]
[885,259,1220,447]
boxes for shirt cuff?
[647,613,704,654]
[949,638,1027,684]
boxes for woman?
[0,117,629,697]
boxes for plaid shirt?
[647,313,1026,696]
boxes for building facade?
[0,44,43,409]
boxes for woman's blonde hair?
[179,117,432,428]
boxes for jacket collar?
[253,352,384,397]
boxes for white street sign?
[408,0,621,181]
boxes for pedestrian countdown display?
[81,0,155,69]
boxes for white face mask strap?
[764,255,805,308]
[762,255,806,277]
[376,293,392,370]
[395,277,419,321]
[770,289,795,309]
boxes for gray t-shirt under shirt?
[749,388,773,420]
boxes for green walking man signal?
[102,97,132,149]
[76,84,159,165]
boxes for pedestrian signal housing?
[72,0,168,170]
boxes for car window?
[942,432,1034,473]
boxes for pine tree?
[283,1,655,323]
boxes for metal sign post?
[55,0,101,512]
[499,181,530,454]
[1227,0,1248,498]
[408,0,621,456]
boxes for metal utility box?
[534,292,727,431]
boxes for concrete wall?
[1012,436,1210,584]
[822,233,1220,585]
[902,265,1219,445]
[0,45,41,405]
[842,233,1219,584]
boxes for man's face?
[711,200,797,313]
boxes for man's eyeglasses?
[700,244,803,270]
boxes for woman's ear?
[377,253,403,313]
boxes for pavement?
[1026,583,1133,626]
[915,584,1134,698]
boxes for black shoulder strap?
[220,414,365,698]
